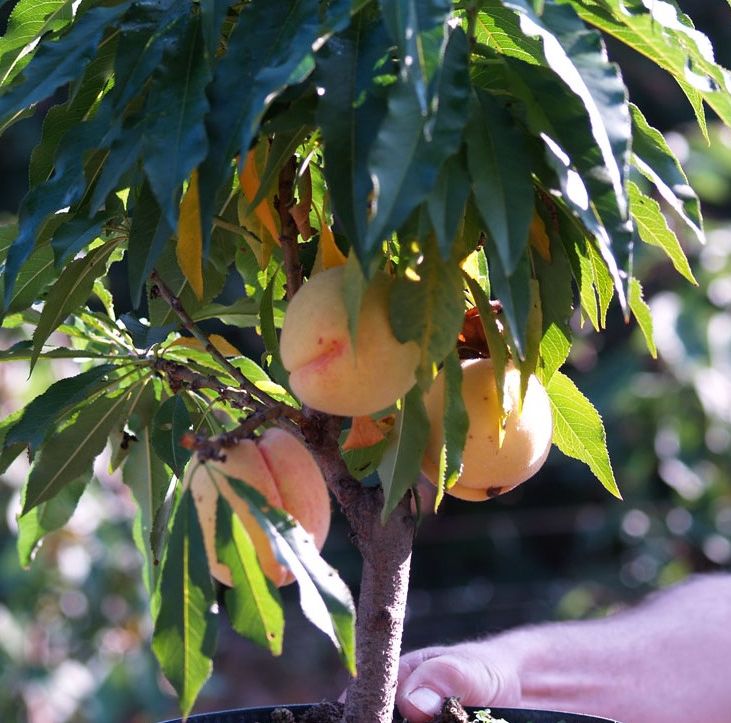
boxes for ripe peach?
[279,267,420,417]
[185,428,331,587]
[422,358,552,501]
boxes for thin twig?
[150,270,299,421]
[275,155,303,300]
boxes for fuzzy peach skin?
[185,428,331,587]
[421,358,552,501]
[279,266,420,417]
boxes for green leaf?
[215,496,284,656]
[466,90,534,275]
[191,298,259,327]
[436,349,469,508]
[317,15,390,252]
[569,0,731,133]
[533,238,572,383]
[628,277,657,359]
[127,181,174,308]
[198,0,320,255]
[0,1,73,87]
[389,249,465,387]
[546,371,620,499]
[474,0,544,64]
[628,181,697,285]
[226,477,356,675]
[31,241,120,370]
[377,385,430,522]
[260,271,289,388]
[17,474,88,569]
[380,0,451,115]
[366,26,470,254]
[0,3,131,126]
[463,269,508,412]
[426,149,471,258]
[23,391,131,513]
[5,364,116,453]
[152,488,217,717]
[630,104,704,245]
[151,396,192,479]
[142,13,211,230]
[0,224,56,318]
[124,396,172,594]
[486,241,531,358]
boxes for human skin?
[279,266,420,417]
[396,574,731,723]
[422,358,553,501]
[186,428,331,587]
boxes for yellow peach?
[422,358,552,501]
[185,428,330,587]
[279,267,420,417]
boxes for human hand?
[396,642,523,722]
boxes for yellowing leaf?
[529,212,551,262]
[342,416,387,451]
[240,147,280,243]
[169,334,241,358]
[311,199,346,273]
[177,170,204,300]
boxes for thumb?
[396,649,516,722]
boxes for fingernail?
[407,687,443,716]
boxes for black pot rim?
[160,703,621,723]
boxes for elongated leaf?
[377,386,430,522]
[389,249,465,387]
[198,0,320,255]
[427,149,472,259]
[466,90,534,275]
[546,370,620,498]
[215,496,284,656]
[124,423,171,594]
[143,14,210,230]
[628,181,697,285]
[260,272,289,387]
[23,391,131,513]
[502,0,630,219]
[192,298,259,327]
[475,0,543,65]
[152,488,217,717]
[0,1,72,86]
[0,224,55,318]
[127,182,174,308]
[366,26,470,253]
[317,15,390,251]
[436,349,469,507]
[569,0,731,132]
[628,277,657,359]
[177,170,205,300]
[0,4,130,125]
[226,477,356,675]
[31,241,119,370]
[630,104,704,246]
[381,0,451,115]
[6,364,116,453]
[17,473,88,568]
[151,396,192,478]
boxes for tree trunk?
[302,412,416,723]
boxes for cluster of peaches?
[186,267,553,587]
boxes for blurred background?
[2,2,731,722]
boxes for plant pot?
[161,703,621,722]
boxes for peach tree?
[0,0,728,721]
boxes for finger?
[398,646,451,684]
[396,651,515,722]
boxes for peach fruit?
[279,266,420,417]
[422,358,552,501]
[185,428,331,587]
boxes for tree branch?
[275,155,303,301]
